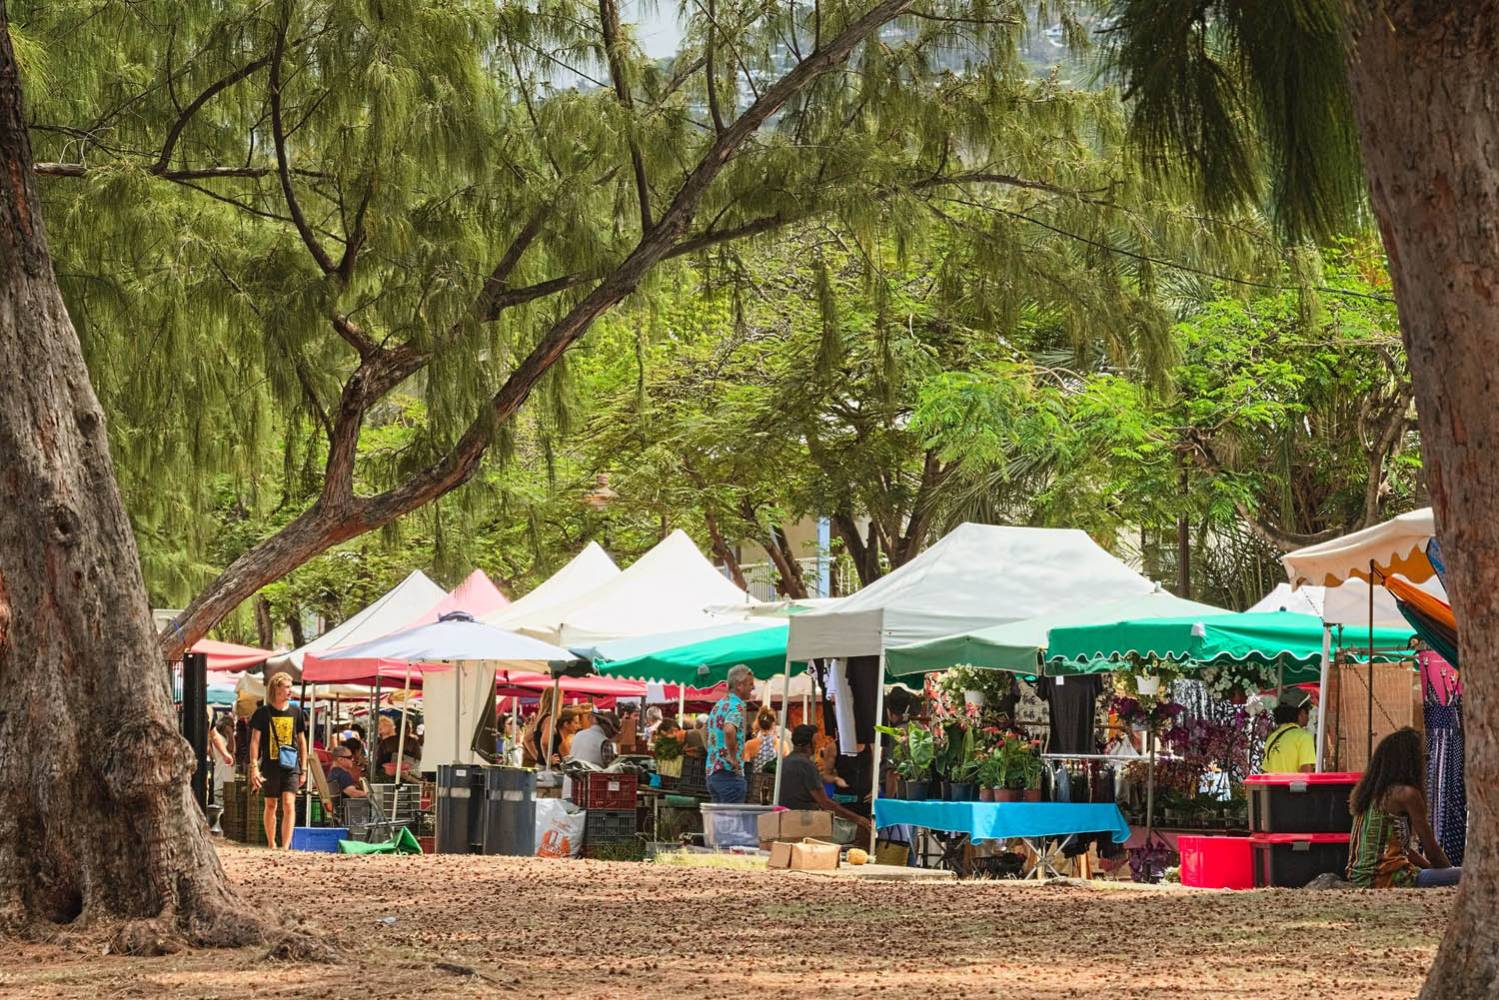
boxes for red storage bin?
[1250,832,1351,887]
[570,772,639,810]
[1178,835,1254,889]
[1245,772,1360,834]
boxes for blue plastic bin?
[291,826,349,852]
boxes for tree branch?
[268,9,338,277]
[597,0,653,232]
[152,53,274,175]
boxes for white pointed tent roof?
[787,523,1155,660]
[1251,578,1446,630]
[483,541,620,636]
[549,530,750,646]
[266,569,447,671]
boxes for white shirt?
[569,724,608,766]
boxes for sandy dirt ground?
[0,843,1446,999]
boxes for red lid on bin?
[1249,832,1351,845]
[1244,772,1361,786]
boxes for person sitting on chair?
[779,725,871,837]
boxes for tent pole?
[867,652,888,855]
[394,664,413,789]
[300,679,312,827]
[544,672,560,777]
[678,682,686,725]
[1367,561,1376,764]
[1144,726,1156,854]
[1315,626,1331,772]
[771,654,792,806]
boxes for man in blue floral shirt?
[705,664,756,802]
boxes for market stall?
[787,523,1156,852]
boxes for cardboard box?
[768,838,841,871]
[757,809,833,843]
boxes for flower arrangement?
[1198,661,1279,703]
[1110,695,1185,734]
[995,732,1043,790]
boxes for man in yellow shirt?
[1261,688,1316,773]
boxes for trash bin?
[482,766,536,856]
[436,764,484,854]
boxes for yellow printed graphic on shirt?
[270,714,296,750]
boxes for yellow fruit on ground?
[847,848,869,865]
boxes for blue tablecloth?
[873,800,1131,844]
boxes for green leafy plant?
[876,722,936,781]
[996,733,1043,790]
[651,732,683,761]
[975,748,1006,788]
[941,725,979,783]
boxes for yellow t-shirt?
[1261,723,1316,773]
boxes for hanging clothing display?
[1036,675,1103,755]
[1419,649,1465,866]
[827,659,859,755]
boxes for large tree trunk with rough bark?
[1341,4,1499,996]
[0,8,260,952]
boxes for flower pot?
[978,786,995,802]
[903,779,930,801]
[1022,787,1043,803]
[963,689,986,708]
[995,787,1022,803]
[1136,674,1160,697]
[946,781,976,802]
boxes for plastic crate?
[1250,832,1351,887]
[584,809,637,843]
[677,757,708,796]
[1179,835,1254,889]
[1245,772,1359,834]
[700,802,777,849]
[290,827,349,853]
[571,772,639,810]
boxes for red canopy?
[494,671,646,698]
[191,638,274,673]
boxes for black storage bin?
[584,808,637,844]
[677,756,708,796]
[436,764,485,854]
[1245,772,1359,834]
[1251,833,1350,887]
[482,766,537,856]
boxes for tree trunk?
[253,597,275,650]
[1342,5,1499,996]
[765,525,811,600]
[702,505,748,591]
[0,8,261,951]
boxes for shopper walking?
[706,664,755,803]
[248,671,308,849]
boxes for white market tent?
[549,530,751,647]
[1282,507,1437,587]
[266,570,447,674]
[482,541,620,638]
[1250,578,1447,630]
[780,523,1155,839]
[787,523,1156,660]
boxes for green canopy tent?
[883,588,1230,677]
[594,624,800,686]
[1045,611,1415,681]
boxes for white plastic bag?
[535,798,586,858]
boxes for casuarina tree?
[1103,2,1499,995]
[0,2,266,951]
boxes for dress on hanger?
[1419,649,1465,866]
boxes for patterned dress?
[1420,651,1466,866]
[1347,805,1418,888]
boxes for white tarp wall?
[267,570,446,672]
[554,530,751,647]
[1251,578,1447,629]
[419,664,500,770]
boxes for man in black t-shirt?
[248,671,308,849]
[778,725,872,836]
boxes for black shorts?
[261,766,302,798]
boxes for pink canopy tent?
[407,569,509,626]
[494,671,646,699]
[191,638,274,673]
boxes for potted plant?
[995,733,1042,802]
[876,722,935,800]
[975,748,1006,802]
[944,726,978,801]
